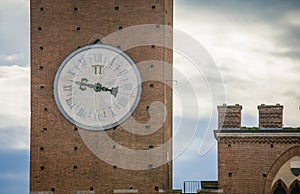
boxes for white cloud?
[283,11,300,27]
[0,53,26,65]
[0,0,29,66]
[0,127,29,150]
[0,65,29,150]
[174,1,300,127]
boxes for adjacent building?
[215,104,300,194]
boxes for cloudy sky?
[0,0,300,193]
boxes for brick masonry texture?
[30,0,173,193]
[217,104,242,129]
[258,104,283,128]
[218,139,300,194]
[216,104,300,194]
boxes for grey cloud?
[176,0,300,19]
[273,26,300,60]
[0,1,29,67]
[176,0,300,44]
[0,126,29,150]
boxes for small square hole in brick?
[43,127,47,132]
[38,26,42,31]
[40,147,44,151]
[44,108,48,112]
[113,165,117,169]
[40,7,44,11]
[50,188,55,192]
[150,84,154,88]
[39,66,43,70]
[151,45,155,48]
[115,6,119,10]
[90,187,94,191]
[74,126,78,131]
[74,7,78,11]
[228,172,232,177]
[73,165,77,170]
[263,173,267,177]
[40,166,45,170]
[270,144,274,148]
[76,27,80,31]
[40,85,45,89]
[152,5,156,9]
[119,25,123,30]
[39,46,44,50]
[154,186,159,191]
[74,146,78,151]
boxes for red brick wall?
[258,104,283,128]
[217,104,242,129]
[217,136,300,194]
[30,0,173,193]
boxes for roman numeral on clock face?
[92,65,104,74]
[118,68,128,76]
[118,96,128,107]
[94,54,102,63]
[123,83,132,90]
[78,56,87,67]
[67,69,76,76]
[66,98,75,109]
[76,107,86,118]
[63,85,72,91]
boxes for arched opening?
[272,180,287,194]
[264,146,300,193]
[290,180,300,194]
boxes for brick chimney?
[258,104,283,128]
[217,104,242,129]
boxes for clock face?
[54,44,142,130]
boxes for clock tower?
[30,0,173,193]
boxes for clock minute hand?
[104,86,118,98]
[111,87,118,97]
[96,85,118,97]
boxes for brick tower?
[30,1,173,193]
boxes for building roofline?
[214,128,300,139]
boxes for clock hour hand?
[74,78,94,91]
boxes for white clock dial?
[54,44,142,130]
